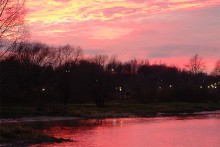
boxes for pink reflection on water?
[32,116,220,147]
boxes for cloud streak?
[27,0,220,23]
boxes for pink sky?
[26,0,220,72]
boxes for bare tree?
[106,56,121,73]
[89,54,109,107]
[55,45,83,67]
[0,0,27,59]
[0,0,27,100]
[53,45,83,106]
[92,54,108,70]
[13,42,55,67]
[129,59,138,74]
[212,60,220,76]
[185,54,206,74]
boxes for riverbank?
[0,102,220,146]
[1,102,220,119]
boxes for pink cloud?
[27,0,220,72]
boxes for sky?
[26,0,220,72]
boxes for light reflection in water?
[31,113,220,147]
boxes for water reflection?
[31,112,220,147]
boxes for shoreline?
[1,102,220,119]
[1,109,220,124]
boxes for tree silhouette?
[0,42,219,105]
[0,0,27,99]
[185,54,206,75]
[212,60,220,77]
[55,45,83,105]
[0,0,27,58]
[90,54,109,107]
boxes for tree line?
[0,42,219,107]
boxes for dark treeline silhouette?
[0,42,219,107]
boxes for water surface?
[32,111,220,147]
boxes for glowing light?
[200,86,202,89]
[113,119,117,126]
[42,88,46,91]
[169,85,172,88]
[119,87,122,91]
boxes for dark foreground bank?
[1,102,220,118]
[0,125,72,146]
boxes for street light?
[119,87,122,91]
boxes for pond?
[31,111,220,147]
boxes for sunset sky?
[26,0,220,71]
